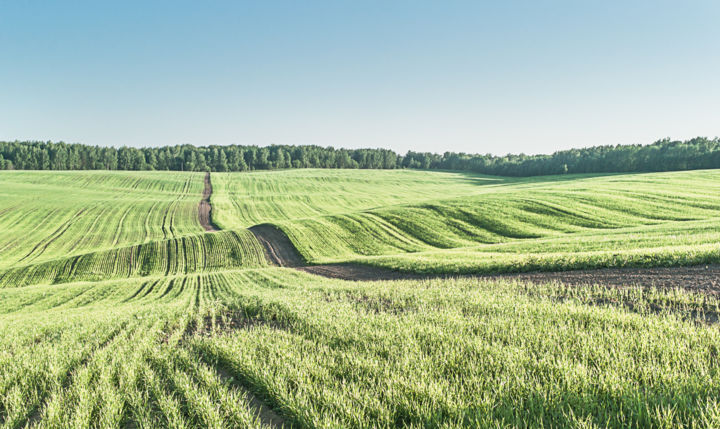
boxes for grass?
[6,168,720,283]
[213,169,720,273]
[0,171,267,287]
[0,171,205,268]
[210,169,508,229]
[1,269,720,427]
[0,230,267,288]
[3,167,720,427]
[0,274,266,428]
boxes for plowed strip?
[250,223,720,293]
[199,172,219,232]
[249,224,304,267]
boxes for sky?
[1,1,719,155]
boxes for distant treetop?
[1,137,718,176]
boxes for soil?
[199,172,219,232]
[300,263,720,292]
[487,265,720,293]
[249,224,305,267]
[252,225,720,293]
[298,263,419,281]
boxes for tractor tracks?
[248,224,304,267]
[199,172,219,232]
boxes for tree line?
[0,137,718,176]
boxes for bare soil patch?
[249,223,720,292]
[304,263,720,293]
[298,263,417,281]
[490,265,720,294]
[199,172,219,232]
[249,224,304,267]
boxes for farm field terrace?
[212,169,720,273]
[0,170,204,266]
[4,169,720,284]
[2,168,720,427]
[0,171,267,287]
[2,269,720,427]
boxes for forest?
[0,137,718,176]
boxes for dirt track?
[199,172,219,232]
[249,224,304,267]
[298,263,720,292]
[250,224,720,292]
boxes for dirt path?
[300,263,720,293]
[249,224,720,293]
[199,172,219,232]
[486,265,720,292]
[249,224,304,267]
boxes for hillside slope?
[213,169,720,273]
[0,171,267,288]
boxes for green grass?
[0,171,205,268]
[0,230,267,288]
[3,168,720,427]
[213,169,720,273]
[7,168,720,283]
[1,269,720,427]
[210,169,508,229]
[0,171,267,287]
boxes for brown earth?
[249,224,305,267]
[300,263,720,293]
[488,265,720,293]
[250,223,720,293]
[199,172,219,232]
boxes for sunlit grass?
[214,169,720,273]
[3,168,720,427]
[2,269,720,427]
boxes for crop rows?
[2,268,720,427]
[212,169,720,274]
[6,168,720,287]
[0,171,204,269]
[3,167,720,426]
[210,169,498,229]
[0,171,274,289]
[0,230,267,288]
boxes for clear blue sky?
[1,1,718,155]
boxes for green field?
[2,168,720,427]
[214,169,720,272]
[0,171,266,287]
